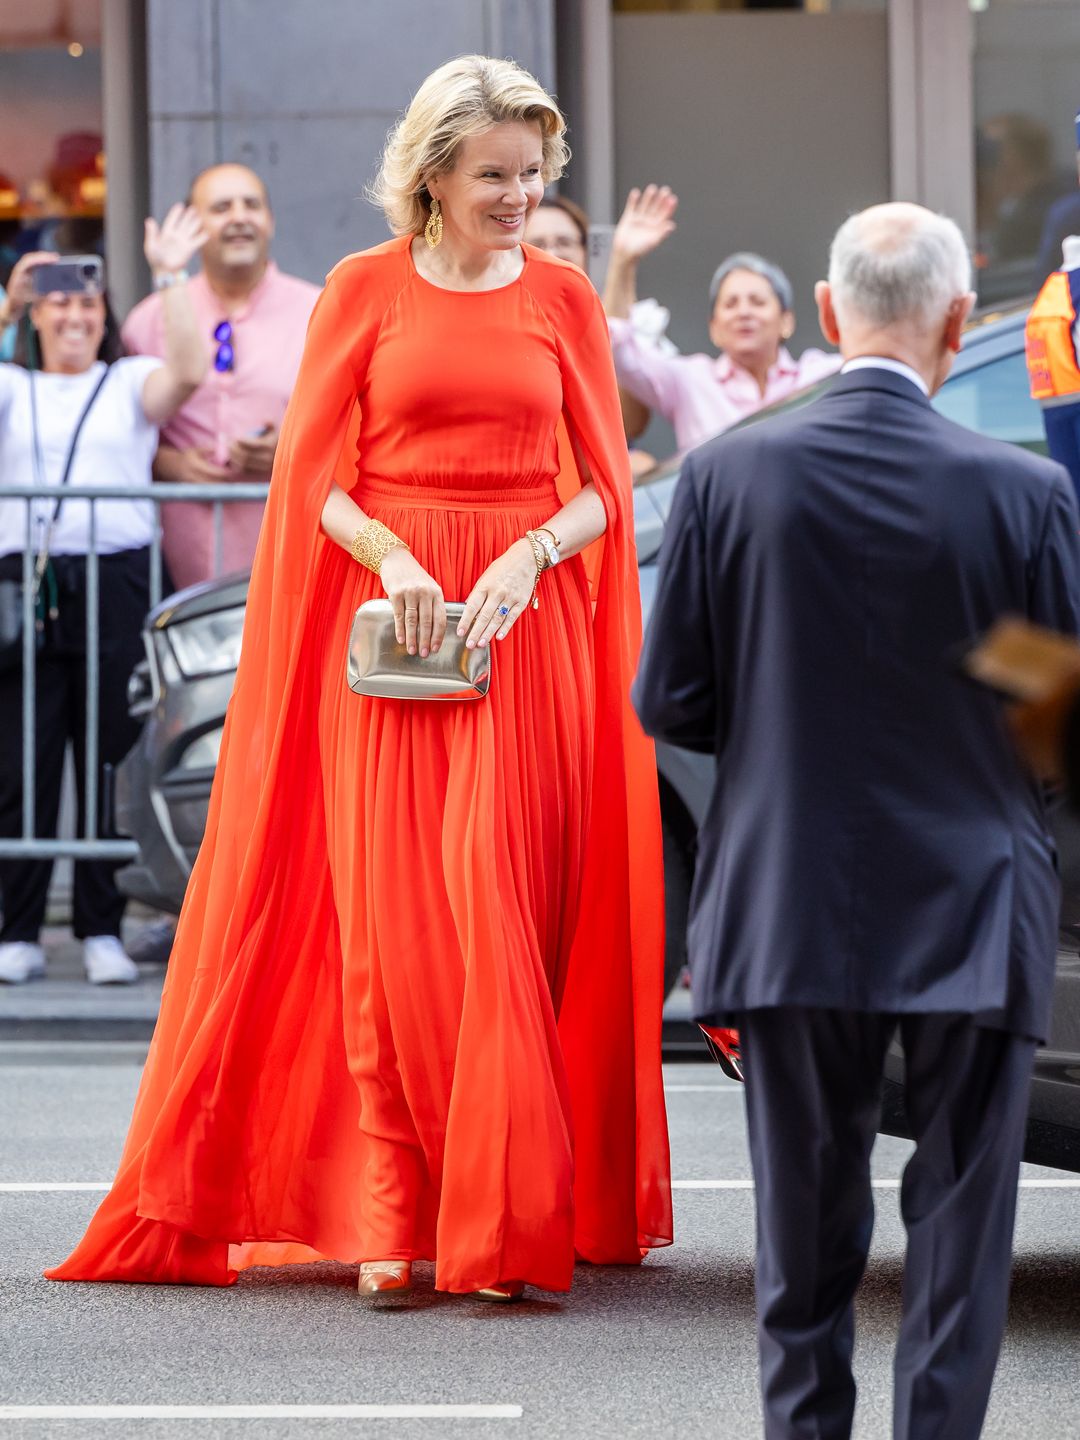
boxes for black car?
[116,302,1080,1169]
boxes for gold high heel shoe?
[472,1280,525,1302]
[357,1260,413,1305]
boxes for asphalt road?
[1,1048,1077,1440]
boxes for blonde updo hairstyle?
[371,55,569,237]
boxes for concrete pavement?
[2,1054,1078,1439]
[0,915,167,1040]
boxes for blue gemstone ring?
[497,604,510,617]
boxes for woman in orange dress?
[47,55,671,1302]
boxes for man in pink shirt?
[122,164,319,589]
[603,185,840,453]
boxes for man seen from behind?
[634,203,1080,1440]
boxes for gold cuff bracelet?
[349,518,408,574]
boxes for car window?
[932,350,1048,455]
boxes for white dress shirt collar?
[840,355,930,397]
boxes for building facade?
[3,1,1079,360]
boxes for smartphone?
[958,617,1080,703]
[30,255,104,297]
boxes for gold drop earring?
[425,197,443,250]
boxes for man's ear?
[815,281,840,346]
[944,291,976,354]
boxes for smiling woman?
[47,54,672,1309]
[603,186,841,451]
[370,57,568,245]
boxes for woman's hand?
[611,185,678,262]
[380,548,447,658]
[143,203,208,277]
[458,538,538,650]
[3,251,60,323]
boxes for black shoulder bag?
[0,364,110,674]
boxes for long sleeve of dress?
[44,258,377,1284]
[530,264,673,1259]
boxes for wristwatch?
[153,269,189,291]
[534,527,562,568]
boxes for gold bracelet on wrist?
[349,518,408,574]
[523,530,547,610]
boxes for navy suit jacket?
[633,368,1080,1041]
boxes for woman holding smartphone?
[0,208,207,986]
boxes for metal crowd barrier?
[0,482,270,862]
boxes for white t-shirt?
[0,356,162,558]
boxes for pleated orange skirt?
[316,474,595,1293]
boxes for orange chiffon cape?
[46,239,672,1287]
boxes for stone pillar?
[888,0,975,240]
[143,0,556,287]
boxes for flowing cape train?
[46,239,672,1286]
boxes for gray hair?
[828,205,971,328]
[709,252,794,314]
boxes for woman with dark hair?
[0,207,207,985]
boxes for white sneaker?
[83,935,139,986]
[0,941,46,984]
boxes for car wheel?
[662,816,692,1001]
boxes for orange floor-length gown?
[46,238,672,1293]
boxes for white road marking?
[664,1085,744,1093]
[672,1180,754,1189]
[0,1404,522,1421]
[672,1179,1080,1190]
[0,1182,109,1192]
[4,1178,1077,1194]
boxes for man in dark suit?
[633,202,1080,1440]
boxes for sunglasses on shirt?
[213,319,234,373]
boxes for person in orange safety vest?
[1026,234,1080,501]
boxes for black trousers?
[0,548,149,942]
[737,1007,1036,1440]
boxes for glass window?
[0,3,105,293]
[931,348,1048,456]
[974,1,1080,304]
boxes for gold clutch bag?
[346,599,491,701]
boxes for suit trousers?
[0,549,149,943]
[736,1007,1036,1440]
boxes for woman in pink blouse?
[603,184,840,453]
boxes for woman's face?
[429,120,546,254]
[30,291,107,374]
[708,268,793,372]
[525,205,587,270]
